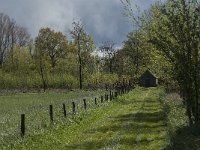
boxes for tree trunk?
[109,59,112,73]
[0,53,3,67]
[194,48,199,123]
[39,60,47,92]
[78,35,83,90]
[79,57,83,90]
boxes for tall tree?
[35,27,68,69]
[70,21,95,89]
[149,0,200,124]
[34,43,48,92]
[122,31,151,77]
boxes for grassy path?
[13,87,168,150]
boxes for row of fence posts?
[20,86,131,137]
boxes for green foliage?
[0,71,78,90]
[47,74,78,89]
[164,93,200,149]
[35,27,68,68]
[113,29,173,84]
[146,0,200,124]
[122,0,200,124]
[83,73,119,89]
[70,21,96,89]
[4,46,34,73]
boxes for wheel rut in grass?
[65,88,168,150]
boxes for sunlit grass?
[0,89,106,147]
[7,87,170,150]
[3,87,196,150]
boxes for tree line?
[0,9,163,92]
[0,8,176,90]
[0,13,129,91]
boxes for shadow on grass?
[65,105,167,149]
[84,122,165,135]
[64,136,166,150]
[165,124,200,150]
[115,111,166,123]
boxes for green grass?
[164,93,200,150]
[7,87,169,149]
[0,89,106,147]
[2,87,199,149]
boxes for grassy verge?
[164,93,200,150]
[7,87,169,150]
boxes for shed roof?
[140,70,157,79]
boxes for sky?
[0,0,157,46]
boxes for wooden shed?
[139,70,158,87]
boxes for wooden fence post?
[83,99,87,110]
[21,114,25,137]
[95,97,97,105]
[101,96,103,103]
[63,103,67,118]
[115,91,118,98]
[49,105,53,123]
[72,102,76,114]
[110,91,112,101]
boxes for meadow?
[1,87,199,150]
[9,87,169,149]
[0,89,106,147]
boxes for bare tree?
[99,41,117,73]
[0,13,12,66]
[16,26,31,47]
[0,12,31,67]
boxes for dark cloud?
[0,0,157,45]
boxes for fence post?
[63,103,67,118]
[101,95,103,103]
[123,79,125,94]
[110,91,112,101]
[115,91,118,98]
[72,102,76,114]
[95,97,97,105]
[83,99,87,110]
[21,114,25,137]
[49,105,53,123]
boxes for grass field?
[1,87,199,149]
[5,87,169,149]
[0,89,106,147]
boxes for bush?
[84,73,119,89]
